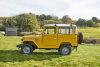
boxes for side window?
[44,27,56,34]
[59,27,73,34]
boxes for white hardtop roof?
[44,24,76,27]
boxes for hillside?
[78,27,100,38]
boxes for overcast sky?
[0,0,100,20]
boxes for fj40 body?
[17,24,83,55]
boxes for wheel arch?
[23,41,38,49]
[59,42,72,48]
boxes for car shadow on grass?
[0,50,62,62]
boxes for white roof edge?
[44,24,76,26]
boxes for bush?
[0,25,5,31]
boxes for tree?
[86,20,93,27]
[39,14,46,21]
[3,17,17,27]
[76,18,87,27]
[61,15,72,24]
[3,13,39,32]
[36,14,52,21]
[0,17,7,24]
[92,17,98,23]
[46,15,52,20]
[51,15,58,20]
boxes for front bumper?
[16,44,23,48]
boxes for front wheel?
[59,45,71,55]
[21,44,34,54]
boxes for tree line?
[0,13,39,33]
[76,17,100,27]
[0,13,100,33]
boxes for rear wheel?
[59,45,71,55]
[21,44,34,54]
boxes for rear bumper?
[16,44,23,48]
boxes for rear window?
[58,27,73,34]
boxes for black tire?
[78,32,83,44]
[21,44,34,54]
[59,45,71,55]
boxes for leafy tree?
[46,15,52,20]
[86,20,93,27]
[51,15,58,20]
[36,14,52,21]
[3,17,17,27]
[76,18,87,27]
[39,14,46,21]
[61,15,72,24]
[3,13,39,32]
[0,17,7,24]
[92,17,98,23]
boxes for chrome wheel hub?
[23,46,30,54]
[62,47,69,54]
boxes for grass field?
[78,27,100,38]
[0,36,100,67]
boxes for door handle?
[53,38,56,39]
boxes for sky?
[0,0,100,20]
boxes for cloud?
[59,0,100,19]
[0,0,100,19]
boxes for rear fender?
[59,42,72,48]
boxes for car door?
[43,27,57,47]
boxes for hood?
[22,35,42,41]
[23,35,41,38]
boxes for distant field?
[0,36,100,67]
[78,27,100,38]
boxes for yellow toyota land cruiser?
[17,24,83,55]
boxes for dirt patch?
[83,38,100,44]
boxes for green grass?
[0,36,100,67]
[0,31,2,36]
[78,27,100,38]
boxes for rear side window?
[59,27,73,34]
